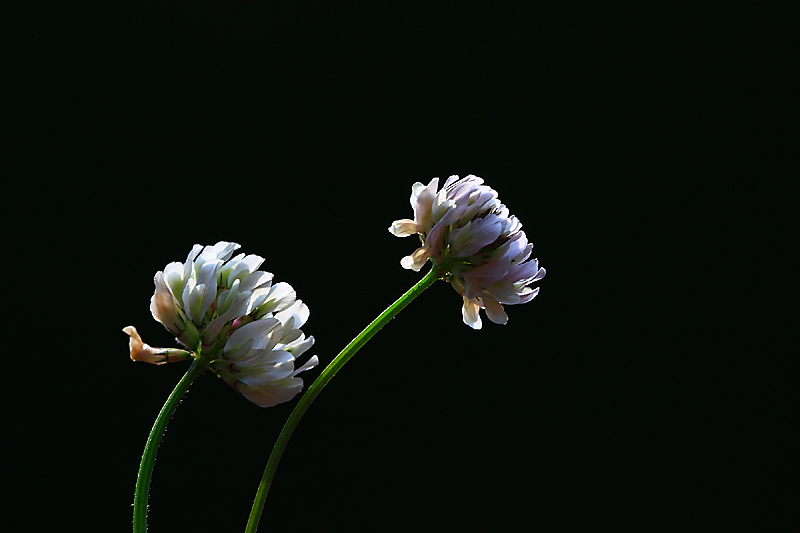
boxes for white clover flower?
[389,176,546,329]
[130,241,318,407]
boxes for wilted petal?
[123,326,191,364]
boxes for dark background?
[11,4,791,531]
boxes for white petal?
[225,318,282,355]
[196,259,221,320]
[236,378,305,408]
[150,271,182,334]
[285,335,315,358]
[185,244,203,265]
[182,278,199,323]
[197,241,240,267]
[292,355,319,376]
[265,282,298,313]
[202,289,253,343]
[400,246,432,271]
[163,261,186,299]
[461,296,483,329]
[275,300,310,329]
[388,219,419,237]
[239,270,274,293]
[224,254,266,286]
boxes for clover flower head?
[389,176,546,329]
[128,241,318,407]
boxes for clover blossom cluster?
[125,241,317,407]
[389,175,545,329]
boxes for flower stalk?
[244,265,442,533]
[133,350,210,533]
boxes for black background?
[11,4,791,531]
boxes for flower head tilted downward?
[389,176,546,329]
[124,241,318,407]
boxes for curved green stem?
[133,352,209,533]
[245,266,442,532]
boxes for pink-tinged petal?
[483,299,509,325]
[412,178,439,232]
[410,178,437,208]
[442,175,461,189]
[512,242,534,266]
[388,219,419,237]
[506,258,543,284]
[424,220,450,263]
[463,276,483,300]
[461,258,511,285]
[484,281,521,305]
[514,265,546,287]
[449,215,503,258]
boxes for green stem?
[244,266,442,533]
[133,352,209,533]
